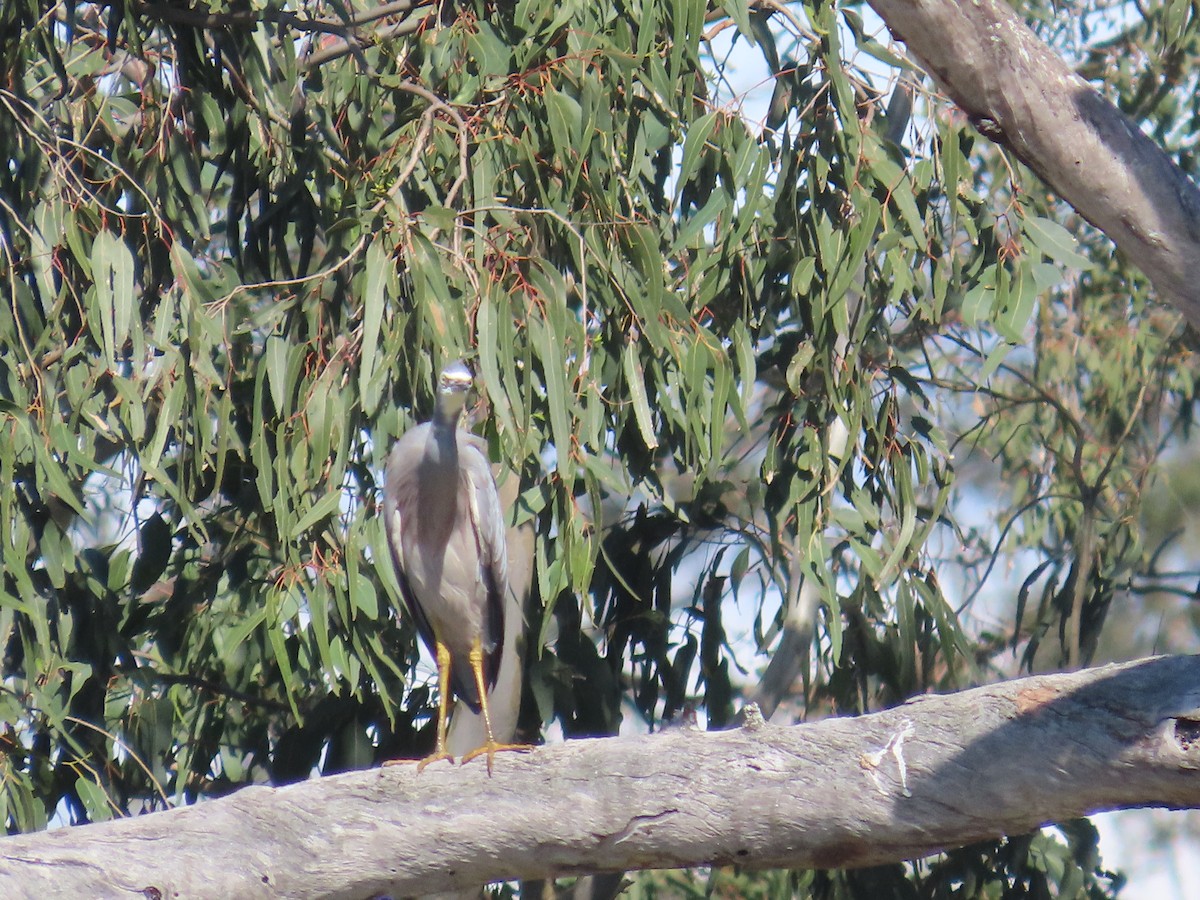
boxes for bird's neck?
[418,420,461,539]
[425,416,460,469]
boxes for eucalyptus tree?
[2,0,1198,896]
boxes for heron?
[383,360,526,773]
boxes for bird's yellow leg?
[459,638,533,774]
[416,640,455,771]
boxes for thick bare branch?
[869,0,1200,325]
[3,656,1199,898]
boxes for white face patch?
[440,372,472,393]
[439,361,473,395]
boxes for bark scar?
[859,718,914,798]
[1014,684,1061,714]
[596,810,678,847]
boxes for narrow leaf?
[623,341,658,450]
[359,241,388,416]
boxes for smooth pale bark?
[868,0,1200,325]
[3,656,1199,899]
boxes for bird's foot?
[416,750,455,772]
[381,750,455,771]
[460,741,533,775]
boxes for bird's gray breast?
[397,433,493,652]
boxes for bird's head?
[435,360,473,423]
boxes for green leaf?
[359,240,389,416]
[145,375,184,472]
[89,229,134,371]
[623,340,658,450]
[1022,215,1094,271]
[265,334,290,417]
[674,191,728,251]
[74,776,115,823]
[476,292,519,448]
[785,342,816,393]
[36,443,86,516]
[169,243,218,305]
[267,587,301,721]
[534,315,574,482]
[351,571,378,622]
[995,261,1038,342]
[960,264,995,327]
[290,488,343,540]
[730,320,755,427]
[979,341,1014,382]
[678,110,719,199]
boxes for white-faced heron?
[383,360,527,772]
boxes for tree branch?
[3,656,1200,898]
[868,0,1200,326]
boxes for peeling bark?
[2,656,1199,899]
[868,0,1200,325]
